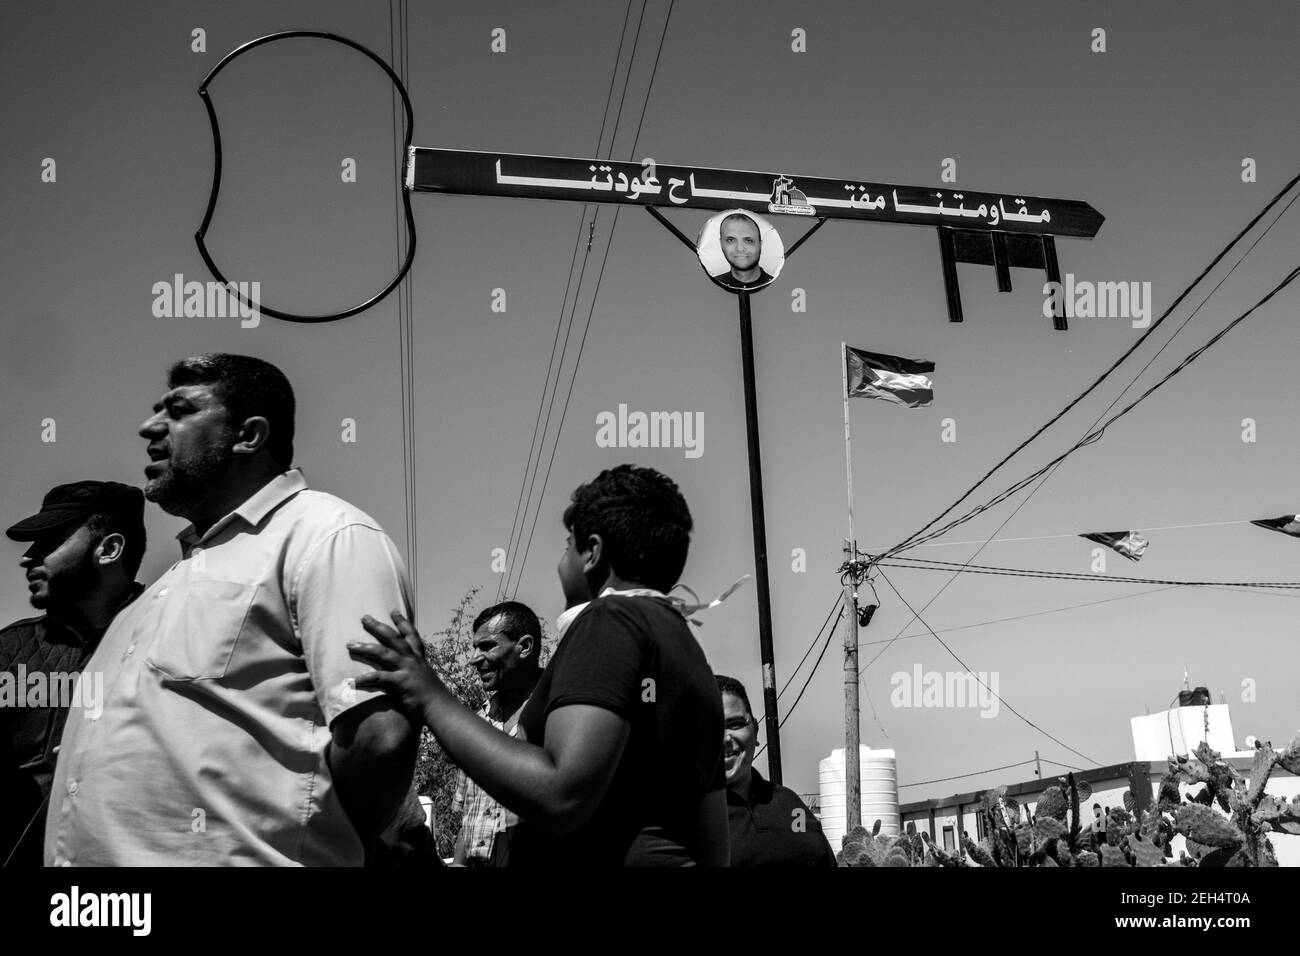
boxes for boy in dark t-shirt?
[350,465,729,866]
[511,595,724,866]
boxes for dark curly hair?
[562,464,692,593]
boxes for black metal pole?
[736,291,783,784]
[937,227,964,323]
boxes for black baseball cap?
[6,481,145,541]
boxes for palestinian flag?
[1250,515,1300,538]
[1079,530,1149,562]
[845,346,935,407]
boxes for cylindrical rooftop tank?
[818,746,900,850]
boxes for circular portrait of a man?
[696,208,784,294]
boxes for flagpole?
[841,342,862,833]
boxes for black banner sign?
[407,147,1103,238]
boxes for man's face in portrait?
[719,215,762,281]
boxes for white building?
[898,686,1300,865]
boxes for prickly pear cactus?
[1127,834,1166,867]
[840,734,1297,869]
[1176,801,1244,848]
[918,831,965,867]
[1008,827,1029,858]
[1033,816,1067,842]
[1099,844,1128,867]
[838,823,888,866]
[1253,794,1300,835]
[1276,740,1300,776]
[1157,775,1182,812]
[1036,786,1068,821]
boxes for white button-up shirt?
[45,469,412,866]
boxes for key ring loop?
[196,31,416,323]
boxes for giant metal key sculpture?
[196,32,1104,782]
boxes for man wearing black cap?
[46,353,419,867]
[1,481,145,866]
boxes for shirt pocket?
[145,579,258,681]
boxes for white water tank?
[818,747,900,849]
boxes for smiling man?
[45,353,418,866]
[715,213,774,291]
[717,674,835,867]
[450,601,542,866]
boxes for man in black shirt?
[351,465,729,866]
[1,481,146,866]
[718,674,835,867]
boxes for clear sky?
[4,0,1300,804]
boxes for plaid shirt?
[452,699,525,864]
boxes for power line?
[858,586,1177,650]
[504,1,651,597]
[780,606,842,729]
[899,760,1037,789]
[891,260,1300,555]
[606,0,650,158]
[503,212,604,599]
[858,459,1067,675]
[873,519,1250,550]
[747,595,846,762]
[875,567,1101,768]
[496,206,591,602]
[591,0,638,159]
[626,0,674,160]
[859,561,1300,677]
[511,3,676,593]
[1055,187,1300,479]
[893,190,1300,559]
[498,1,636,600]
[514,210,623,588]
[779,593,842,699]
[858,186,1300,674]
[884,168,1300,559]
[388,0,418,615]
[1040,757,1088,773]
[754,605,843,761]
[880,554,1300,589]
[402,0,417,616]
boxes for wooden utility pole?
[843,569,861,831]
[841,343,861,830]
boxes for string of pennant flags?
[1081,518,1300,563]
[841,344,1300,572]
[874,554,1300,590]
